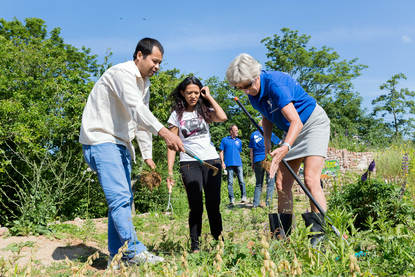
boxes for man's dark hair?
[133,38,164,60]
[229,125,237,132]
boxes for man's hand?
[144,159,156,170]
[158,127,184,152]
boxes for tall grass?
[329,133,371,152]
[374,141,415,202]
[1,174,415,276]
[1,140,414,276]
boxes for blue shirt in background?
[248,129,280,163]
[248,70,316,132]
[220,136,243,167]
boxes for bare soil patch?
[0,218,108,270]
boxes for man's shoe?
[107,256,120,270]
[128,251,165,265]
[241,196,247,203]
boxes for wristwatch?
[281,142,291,151]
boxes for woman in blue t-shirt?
[166,76,227,252]
[226,53,330,247]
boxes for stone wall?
[326,147,374,173]
[293,148,375,192]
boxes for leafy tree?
[0,17,110,229]
[372,73,415,138]
[261,28,372,140]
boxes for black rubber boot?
[302,212,325,247]
[191,239,200,252]
[268,213,292,239]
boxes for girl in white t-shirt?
[166,76,227,252]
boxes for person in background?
[219,125,247,206]
[166,76,227,252]
[249,119,280,208]
[80,38,184,267]
[226,53,330,246]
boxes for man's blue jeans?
[226,166,246,201]
[82,143,146,258]
[253,161,275,207]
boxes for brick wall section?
[326,147,374,173]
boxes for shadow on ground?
[52,243,108,270]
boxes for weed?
[3,241,35,254]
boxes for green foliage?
[262,28,365,102]
[366,222,415,275]
[260,28,392,145]
[1,183,415,275]
[146,69,183,164]
[372,73,415,138]
[374,142,406,182]
[0,143,94,235]
[329,132,369,152]
[1,21,414,277]
[67,175,108,219]
[0,17,110,230]
[2,241,35,253]
[329,177,414,230]
[134,182,169,213]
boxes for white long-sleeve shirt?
[79,60,164,161]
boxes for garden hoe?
[184,147,219,176]
[233,97,348,244]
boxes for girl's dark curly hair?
[171,76,213,123]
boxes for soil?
[0,218,109,271]
[140,170,162,190]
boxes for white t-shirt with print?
[167,110,219,162]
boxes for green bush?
[328,177,414,230]
[0,145,91,235]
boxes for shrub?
[0,144,90,235]
[328,177,414,230]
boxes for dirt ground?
[0,218,109,270]
[0,192,312,272]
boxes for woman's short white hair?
[226,53,262,85]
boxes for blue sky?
[3,0,415,111]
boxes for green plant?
[2,241,35,254]
[375,143,406,183]
[0,143,91,235]
[329,177,414,230]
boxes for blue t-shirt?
[248,129,280,163]
[248,71,316,132]
[219,136,243,167]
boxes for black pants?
[180,159,222,248]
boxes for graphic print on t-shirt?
[180,117,208,138]
[254,134,263,143]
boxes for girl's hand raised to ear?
[200,86,211,98]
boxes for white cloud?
[402,35,413,43]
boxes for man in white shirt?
[80,38,184,266]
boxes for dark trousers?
[180,159,223,248]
